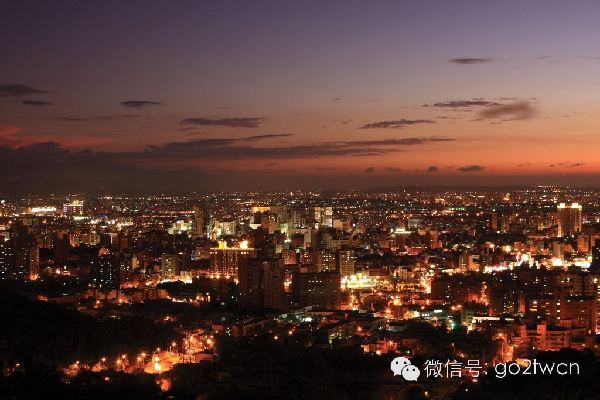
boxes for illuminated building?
[336,249,355,277]
[192,206,209,238]
[161,254,181,280]
[209,241,256,278]
[5,223,39,281]
[15,245,39,281]
[29,206,57,215]
[490,211,499,231]
[91,254,120,289]
[167,220,191,235]
[312,249,335,272]
[63,200,84,217]
[459,253,480,272]
[238,257,286,311]
[281,248,298,265]
[314,206,333,227]
[593,239,600,266]
[0,241,14,279]
[557,203,582,237]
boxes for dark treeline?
[452,349,600,400]
[165,334,393,400]
[0,288,179,367]
[0,367,162,400]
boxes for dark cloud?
[517,163,531,167]
[477,101,537,120]
[142,135,397,159]
[384,167,402,172]
[236,134,292,141]
[365,167,375,173]
[557,162,585,168]
[0,142,209,193]
[57,115,137,122]
[339,137,454,146]
[135,135,451,161]
[426,165,439,172]
[0,132,456,191]
[457,165,486,172]
[121,100,162,109]
[449,58,494,65]
[497,97,537,101]
[181,117,264,128]
[0,84,49,97]
[21,100,52,107]
[359,119,436,129]
[425,100,501,108]
[331,97,342,101]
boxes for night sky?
[2,0,600,192]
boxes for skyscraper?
[192,206,209,238]
[0,241,14,280]
[91,254,120,289]
[314,206,333,227]
[161,254,181,280]
[6,223,38,281]
[294,271,341,309]
[557,203,582,237]
[63,200,84,217]
[53,232,70,267]
[238,257,286,311]
[312,249,336,272]
[209,241,256,278]
[336,249,355,277]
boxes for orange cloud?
[0,124,22,146]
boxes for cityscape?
[2,188,600,398]
[3,1,600,399]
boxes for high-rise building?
[63,200,84,217]
[594,239,600,260]
[459,253,480,272]
[294,271,341,309]
[53,232,70,266]
[557,203,582,237]
[490,211,499,231]
[192,206,207,237]
[336,249,355,277]
[238,257,286,311]
[0,241,14,280]
[91,254,120,289]
[209,241,256,278]
[281,248,298,265]
[161,254,181,280]
[312,249,336,272]
[314,207,333,227]
[15,245,39,281]
[6,223,38,280]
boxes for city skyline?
[3,1,600,192]
[4,3,600,398]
